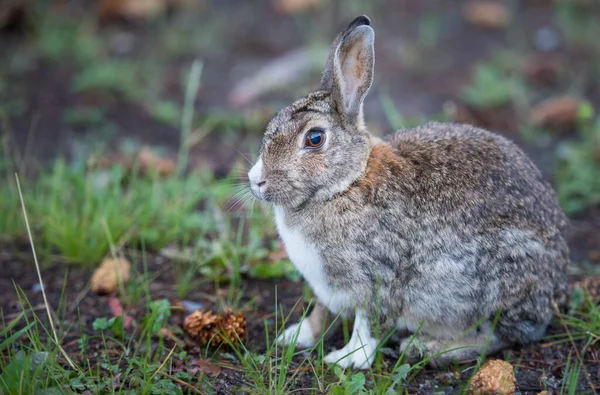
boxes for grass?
[1,3,599,394]
[555,101,600,214]
[461,52,527,110]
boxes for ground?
[1,0,600,394]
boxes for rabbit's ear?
[321,16,374,119]
[320,15,371,91]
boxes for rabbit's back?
[388,122,568,250]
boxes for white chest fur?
[273,206,350,313]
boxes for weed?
[555,101,600,214]
[70,60,148,101]
[461,55,526,109]
[34,13,104,65]
[555,1,600,48]
[62,107,106,127]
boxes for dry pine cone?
[183,308,247,348]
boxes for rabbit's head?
[248,16,375,207]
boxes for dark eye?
[305,128,325,148]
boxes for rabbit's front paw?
[323,309,378,370]
[277,322,316,348]
[323,337,378,369]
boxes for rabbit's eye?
[305,128,325,148]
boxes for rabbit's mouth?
[248,158,268,201]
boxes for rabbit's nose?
[256,180,266,187]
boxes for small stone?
[533,27,561,52]
[90,258,132,295]
[182,300,204,313]
[469,359,516,395]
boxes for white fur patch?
[277,321,315,348]
[273,206,350,313]
[323,309,378,369]
[248,157,264,197]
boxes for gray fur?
[250,15,569,365]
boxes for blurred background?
[0,0,599,265]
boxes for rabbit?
[247,15,569,370]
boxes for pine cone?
[183,308,247,348]
[218,308,247,345]
[183,309,220,345]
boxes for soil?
[1,248,599,394]
[2,0,600,393]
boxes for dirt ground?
[2,0,600,393]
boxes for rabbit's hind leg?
[277,302,331,348]
[400,324,508,368]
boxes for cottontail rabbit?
[247,15,569,369]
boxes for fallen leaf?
[100,0,167,21]
[521,54,562,87]
[108,296,133,329]
[190,358,221,377]
[469,359,516,395]
[529,96,581,131]
[272,0,321,14]
[91,258,132,295]
[463,1,511,30]
[268,242,288,262]
[138,146,176,177]
[87,146,175,177]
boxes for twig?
[68,282,91,314]
[151,343,178,380]
[15,173,77,369]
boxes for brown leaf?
[469,359,516,395]
[521,54,562,87]
[272,0,321,14]
[529,96,581,131]
[268,241,288,262]
[463,1,511,30]
[100,0,167,21]
[108,296,133,329]
[138,146,176,177]
[190,358,222,377]
[91,258,132,295]
[87,146,175,177]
